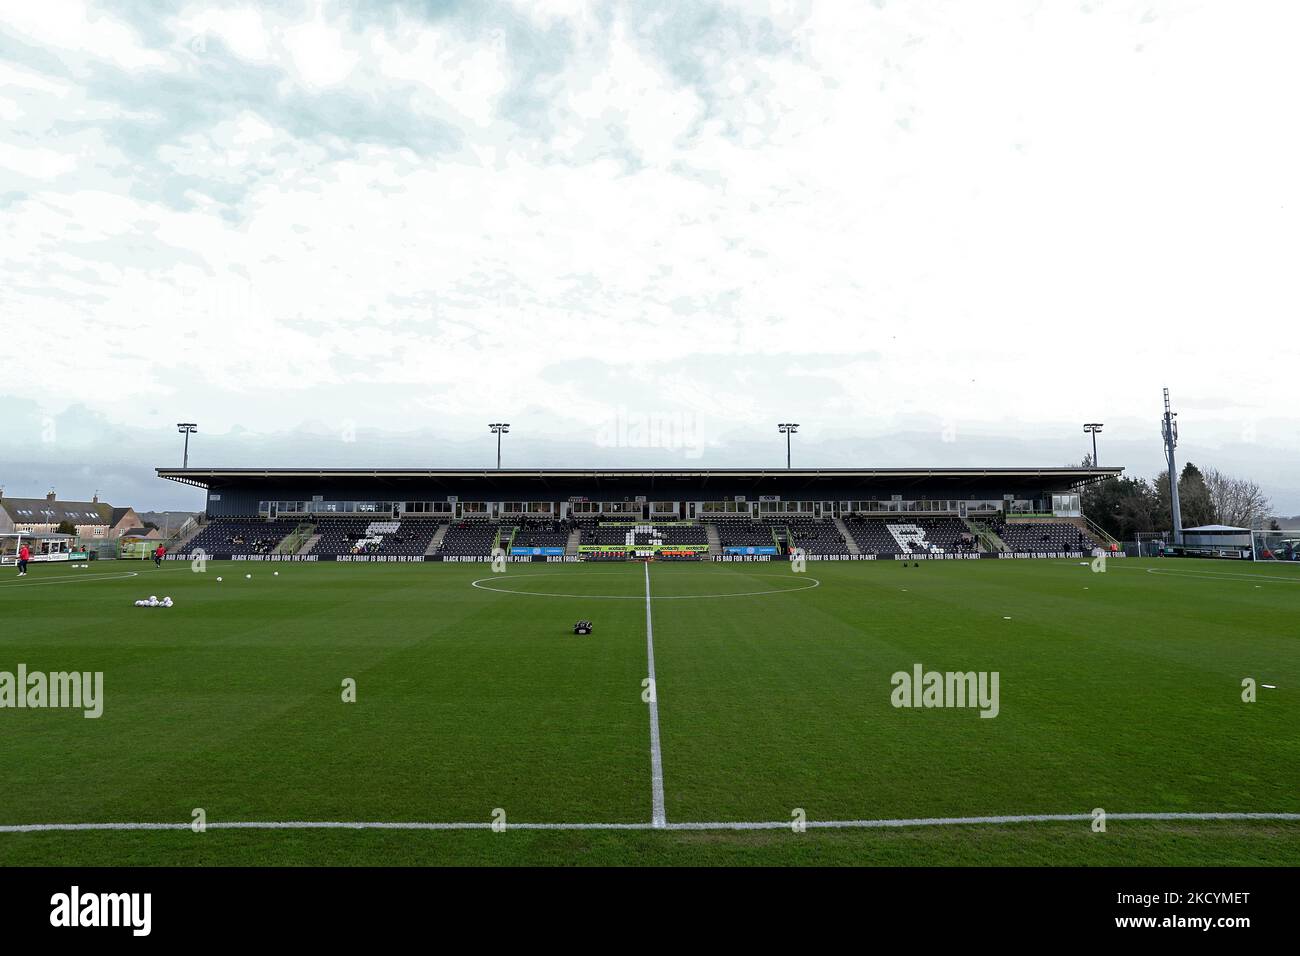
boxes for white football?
[245,573,252,579]
[216,576,223,582]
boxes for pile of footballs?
[134,595,174,608]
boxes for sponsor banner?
[807,554,878,561]
[167,553,323,562]
[577,543,707,551]
[231,554,322,562]
[334,555,426,563]
[1166,545,1245,559]
[994,551,1095,560]
[544,555,582,562]
[436,555,549,563]
[888,552,982,561]
[713,554,772,562]
[597,521,697,527]
[724,546,777,555]
[510,547,565,556]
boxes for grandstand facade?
[157,466,1121,561]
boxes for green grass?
[1,557,1297,865]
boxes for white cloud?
[177,6,275,63]
[366,22,510,128]
[0,142,78,178]
[0,0,171,72]
[1,0,1299,509]
[281,13,359,89]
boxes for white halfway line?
[2,813,1298,834]
[644,561,667,828]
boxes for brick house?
[0,491,147,542]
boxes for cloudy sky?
[2,0,1297,512]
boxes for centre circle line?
[469,571,821,600]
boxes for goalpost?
[1251,530,1300,563]
[0,532,23,565]
[0,532,78,564]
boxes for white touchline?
[2,813,1297,834]
[645,561,667,828]
[0,570,140,588]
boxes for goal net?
[1251,530,1300,562]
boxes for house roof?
[0,498,109,525]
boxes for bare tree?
[1203,467,1272,527]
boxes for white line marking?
[2,812,1296,834]
[1136,567,1300,584]
[0,570,140,588]
[645,561,667,828]
[470,571,820,600]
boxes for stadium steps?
[705,523,722,557]
[298,533,322,555]
[1073,515,1118,549]
[167,517,207,554]
[964,518,1006,553]
[276,522,315,555]
[565,528,582,555]
[833,517,860,555]
[426,524,449,556]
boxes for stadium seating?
[654,524,708,545]
[182,518,296,556]
[437,520,500,556]
[710,516,778,549]
[994,520,1097,554]
[842,515,976,555]
[310,517,444,556]
[783,517,850,554]
[509,518,569,550]
[563,519,708,553]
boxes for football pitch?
[1,557,1297,866]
